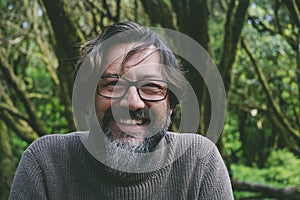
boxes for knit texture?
[9,132,234,199]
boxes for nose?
[119,86,145,111]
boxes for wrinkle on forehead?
[121,46,158,68]
[106,44,157,66]
[103,43,161,77]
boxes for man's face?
[95,43,172,151]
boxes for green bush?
[263,149,300,186]
[231,149,300,188]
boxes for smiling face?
[95,43,172,152]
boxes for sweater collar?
[78,132,174,184]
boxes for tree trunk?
[232,179,300,200]
[0,121,15,200]
[0,52,47,136]
[140,0,175,29]
[141,0,250,156]
[169,0,212,134]
[216,0,250,160]
[219,0,250,91]
[42,0,85,131]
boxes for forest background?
[0,0,299,199]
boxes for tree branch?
[219,0,250,91]
[102,0,120,22]
[283,0,300,26]
[0,51,47,136]
[0,122,15,200]
[274,0,283,34]
[141,0,175,29]
[85,0,104,31]
[248,15,297,51]
[0,111,38,144]
[32,0,59,85]
[0,102,28,123]
[241,38,300,139]
[232,179,300,200]
[42,0,84,131]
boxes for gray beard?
[103,109,171,173]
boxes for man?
[9,22,234,199]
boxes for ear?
[169,107,173,116]
[168,97,175,116]
[168,103,174,117]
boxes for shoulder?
[166,132,233,198]
[166,132,216,154]
[24,132,87,160]
[166,131,214,144]
[167,132,222,163]
[27,132,79,147]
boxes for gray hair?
[76,21,187,108]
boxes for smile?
[117,118,150,126]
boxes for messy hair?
[76,21,187,107]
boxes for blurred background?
[0,0,299,199]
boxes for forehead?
[103,43,163,79]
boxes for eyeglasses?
[97,75,168,102]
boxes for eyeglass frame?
[96,75,169,102]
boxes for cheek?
[150,101,169,119]
[95,97,111,120]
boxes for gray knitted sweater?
[9,132,234,199]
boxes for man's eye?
[144,83,156,87]
[142,82,165,89]
[103,81,119,91]
[140,83,166,94]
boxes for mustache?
[129,109,150,119]
[102,107,151,126]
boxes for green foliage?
[224,108,275,168]
[0,0,6,8]
[264,149,300,186]
[209,3,226,61]
[223,114,243,163]
[9,133,28,164]
[228,1,300,169]
[1,1,299,199]
[231,149,300,188]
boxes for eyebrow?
[101,73,163,80]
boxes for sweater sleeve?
[9,148,48,200]
[199,145,234,200]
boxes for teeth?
[119,119,143,125]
